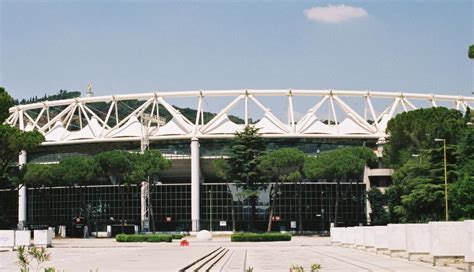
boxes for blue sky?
[1,1,473,100]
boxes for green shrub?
[231,232,292,242]
[115,234,128,242]
[171,234,184,240]
[115,234,172,243]
[146,235,172,242]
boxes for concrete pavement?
[0,236,466,271]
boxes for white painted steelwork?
[6,90,472,144]
[191,138,200,232]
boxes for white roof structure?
[110,116,144,138]
[153,116,193,136]
[66,116,106,140]
[337,118,371,135]
[255,113,288,134]
[201,114,243,135]
[45,121,71,142]
[5,89,472,145]
[300,117,337,135]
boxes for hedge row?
[231,232,292,242]
[116,234,173,243]
[171,234,184,240]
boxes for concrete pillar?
[191,137,200,232]
[18,150,27,229]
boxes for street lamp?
[434,138,449,221]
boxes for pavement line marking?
[218,248,234,272]
[179,247,221,272]
[194,248,226,272]
[242,249,247,272]
[206,248,229,272]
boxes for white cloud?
[304,4,368,24]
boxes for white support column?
[18,109,27,230]
[191,137,200,232]
[18,150,27,230]
[141,181,150,232]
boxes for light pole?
[434,138,448,221]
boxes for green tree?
[367,187,389,225]
[259,148,306,232]
[227,126,267,230]
[384,107,465,168]
[24,163,61,225]
[130,150,171,182]
[59,156,102,235]
[387,146,458,223]
[450,175,474,220]
[304,147,376,227]
[469,44,474,59]
[383,107,471,223]
[129,150,171,232]
[449,120,474,220]
[0,87,14,123]
[95,150,138,232]
[0,125,44,184]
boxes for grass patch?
[116,234,172,243]
[231,232,292,242]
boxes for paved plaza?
[0,236,467,271]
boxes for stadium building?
[1,89,471,235]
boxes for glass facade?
[0,182,366,232]
[201,182,366,232]
[27,185,141,230]
[0,189,18,229]
[150,184,191,231]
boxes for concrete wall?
[345,227,355,245]
[429,221,465,257]
[465,220,474,263]
[0,230,15,247]
[330,227,343,243]
[374,226,389,249]
[363,226,376,248]
[15,230,31,247]
[406,223,430,253]
[34,230,52,247]
[354,226,365,246]
[330,220,474,266]
[388,224,406,251]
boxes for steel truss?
[6,90,473,144]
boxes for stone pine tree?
[0,87,44,184]
[130,150,171,232]
[95,151,137,233]
[304,147,376,227]
[23,163,61,225]
[0,87,14,123]
[259,148,306,232]
[59,156,102,235]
